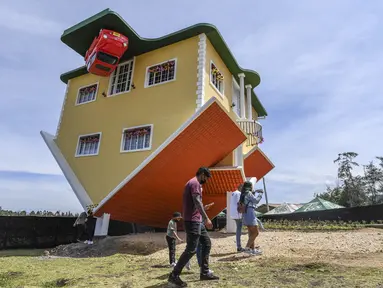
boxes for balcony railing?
[237,119,263,146]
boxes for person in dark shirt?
[86,210,95,244]
[168,167,219,287]
[73,211,87,242]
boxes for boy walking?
[166,212,191,270]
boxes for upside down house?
[40,9,274,233]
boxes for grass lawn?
[1,229,382,287]
[0,254,382,287]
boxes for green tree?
[333,152,366,207]
[363,158,383,204]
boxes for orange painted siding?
[244,148,274,180]
[95,101,247,227]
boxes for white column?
[234,145,243,167]
[226,192,236,233]
[245,84,253,120]
[94,213,110,237]
[238,73,246,119]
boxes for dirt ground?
[1,229,382,287]
[50,228,383,268]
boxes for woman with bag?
[238,181,263,255]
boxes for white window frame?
[120,124,154,153]
[144,58,177,88]
[75,82,99,106]
[232,77,241,118]
[107,58,135,97]
[209,60,225,98]
[75,132,102,157]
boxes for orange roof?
[244,146,274,181]
[94,98,247,227]
[203,167,245,196]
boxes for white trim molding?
[144,58,177,88]
[75,132,102,157]
[40,131,92,210]
[120,124,154,153]
[55,80,71,138]
[75,82,99,106]
[196,33,207,111]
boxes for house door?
[232,81,241,118]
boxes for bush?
[259,220,364,231]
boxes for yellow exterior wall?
[203,38,264,160]
[203,38,234,116]
[56,37,199,204]
[215,152,234,167]
[203,38,237,165]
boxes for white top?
[230,190,241,219]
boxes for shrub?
[260,219,364,231]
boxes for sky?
[1,0,383,212]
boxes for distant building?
[257,203,303,214]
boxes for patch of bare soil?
[50,229,383,268]
[50,233,167,258]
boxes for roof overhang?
[94,97,247,227]
[203,167,246,196]
[244,146,275,181]
[59,9,267,117]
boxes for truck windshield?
[97,52,118,65]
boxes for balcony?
[237,119,263,146]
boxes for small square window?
[121,126,153,152]
[76,84,98,105]
[76,133,101,156]
[146,59,176,87]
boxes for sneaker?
[87,241,94,245]
[185,261,191,270]
[83,240,89,244]
[243,248,253,255]
[251,249,262,255]
[170,262,177,268]
[237,247,245,252]
[200,273,219,281]
[168,273,187,287]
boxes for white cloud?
[0,3,63,36]
[234,1,383,202]
[0,128,63,175]
[0,173,82,212]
